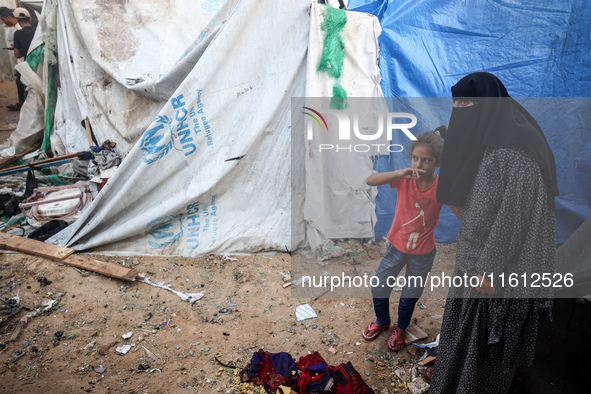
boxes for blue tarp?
[349,0,591,244]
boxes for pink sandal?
[361,322,390,341]
[387,324,406,351]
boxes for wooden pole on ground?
[0,233,140,282]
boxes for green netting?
[4,214,25,227]
[47,174,65,186]
[317,6,347,79]
[43,63,57,155]
[330,83,348,110]
[26,45,45,71]
[317,5,349,110]
[26,44,57,156]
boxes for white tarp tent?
[6,0,382,255]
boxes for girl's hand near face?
[399,168,426,179]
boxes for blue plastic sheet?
[349,0,591,243]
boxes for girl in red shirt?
[362,126,459,351]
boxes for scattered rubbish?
[122,332,133,339]
[142,346,157,360]
[137,364,149,371]
[175,346,181,350]
[395,368,408,381]
[94,366,106,374]
[430,314,442,319]
[0,279,16,294]
[140,277,204,304]
[223,255,237,261]
[99,341,117,355]
[355,342,361,346]
[204,347,210,352]
[83,341,95,350]
[419,356,436,366]
[11,350,25,361]
[0,342,7,351]
[161,321,168,327]
[315,240,347,261]
[328,347,337,354]
[406,325,429,342]
[149,368,162,374]
[116,344,132,355]
[295,304,317,321]
[312,324,317,329]
[219,308,228,313]
[364,371,370,377]
[227,303,237,307]
[291,277,310,286]
[36,277,52,286]
[408,380,430,394]
[189,350,194,356]
[54,331,63,338]
[223,332,230,336]
[0,295,23,334]
[413,334,440,349]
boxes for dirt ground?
[0,78,20,144]
[0,241,457,394]
[0,77,457,393]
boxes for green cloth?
[317,6,348,110]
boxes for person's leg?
[16,72,25,105]
[363,245,407,338]
[389,248,436,351]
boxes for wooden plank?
[419,356,436,366]
[84,118,94,147]
[0,232,75,260]
[0,233,139,282]
[0,144,40,170]
[62,255,139,282]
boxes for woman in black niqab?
[436,72,559,209]
[428,72,558,394]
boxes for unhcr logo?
[147,215,184,248]
[140,94,203,164]
[304,108,418,153]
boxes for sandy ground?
[0,78,457,393]
[0,78,20,144]
[0,242,457,394]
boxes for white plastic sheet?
[304,4,384,252]
[57,0,310,255]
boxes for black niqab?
[436,72,559,209]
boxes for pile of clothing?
[243,349,374,393]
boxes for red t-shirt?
[386,176,443,255]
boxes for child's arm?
[366,168,425,186]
